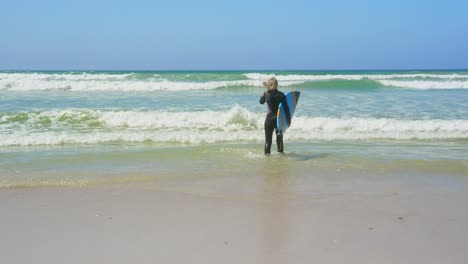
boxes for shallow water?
[0,142,466,188]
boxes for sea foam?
[3,72,468,91]
[245,73,468,89]
[1,107,467,146]
[0,72,303,91]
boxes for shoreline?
[1,143,467,188]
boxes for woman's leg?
[276,131,284,153]
[264,119,274,155]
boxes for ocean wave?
[0,73,303,91]
[291,116,468,139]
[0,79,248,91]
[246,73,468,89]
[2,72,468,91]
[0,72,134,81]
[0,106,264,131]
[1,107,467,146]
[245,73,468,81]
[378,80,468,89]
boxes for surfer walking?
[260,77,287,155]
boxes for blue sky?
[1,0,467,70]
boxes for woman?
[259,77,287,155]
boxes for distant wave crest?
[2,72,468,91]
[245,73,468,90]
[0,72,302,91]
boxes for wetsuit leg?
[276,131,284,153]
[264,117,275,155]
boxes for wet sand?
[1,169,468,264]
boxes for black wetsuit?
[259,89,287,155]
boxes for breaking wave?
[0,72,301,91]
[1,107,467,146]
[245,73,468,90]
[2,71,468,91]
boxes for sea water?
[1,71,467,187]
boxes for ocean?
[1,70,467,187]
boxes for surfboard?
[277,91,300,136]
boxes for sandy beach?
[1,166,467,264]
[2,0,468,262]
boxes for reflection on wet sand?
[261,157,294,264]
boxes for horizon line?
[1,68,468,72]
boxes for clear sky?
[1,0,467,70]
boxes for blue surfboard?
[277,91,300,136]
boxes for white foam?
[0,130,263,146]
[98,105,263,129]
[0,79,242,91]
[0,73,303,91]
[0,72,133,81]
[1,108,467,146]
[0,79,303,91]
[245,73,468,81]
[289,116,468,140]
[378,80,468,89]
[245,73,468,89]
[2,72,468,91]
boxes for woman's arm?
[259,92,266,104]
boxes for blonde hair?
[263,77,278,90]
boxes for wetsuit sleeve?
[259,93,266,104]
